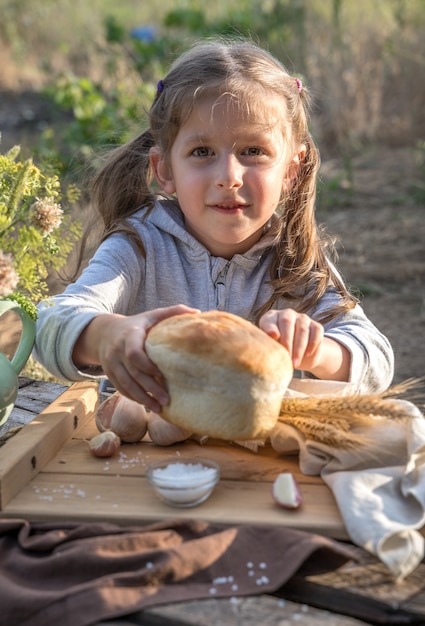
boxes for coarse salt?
[148,460,219,506]
[151,461,216,485]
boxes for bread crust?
[145,311,293,440]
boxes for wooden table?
[2,379,425,626]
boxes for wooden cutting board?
[0,382,346,538]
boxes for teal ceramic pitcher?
[0,300,36,427]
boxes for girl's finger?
[292,320,324,368]
[305,322,324,357]
[276,311,297,356]
[104,364,167,412]
[291,315,311,367]
[259,310,281,340]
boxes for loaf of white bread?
[145,310,293,440]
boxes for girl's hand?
[259,308,323,370]
[259,308,350,381]
[73,304,200,412]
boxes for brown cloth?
[0,518,356,626]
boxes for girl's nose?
[215,154,243,189]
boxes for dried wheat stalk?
[278,415,369,448]
[277,378,424,449]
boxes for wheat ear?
[280,378,424,425]
[278,415,370,449]
[277,378,424,448]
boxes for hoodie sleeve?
[309,288,394,393]
[34,234,144,382]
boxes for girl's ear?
[149,146,176,194]
[282,143,307,192]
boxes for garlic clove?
[147,411,192,446]
[272,472,303,509]
[96,392,149,443]
[96,392,119,432]
[111,396,149,443]
[89,431,121,457]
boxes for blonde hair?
[89,39,357,321]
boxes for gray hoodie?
[35,200,394,393]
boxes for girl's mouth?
[211,202,247,212]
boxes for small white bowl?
[146,457,220,508]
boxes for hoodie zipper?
[214,262,230,310]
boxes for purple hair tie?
[294,77,303,94]
[157,79,165,94]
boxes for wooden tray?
[0,382,346,538]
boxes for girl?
[34,39,393,413]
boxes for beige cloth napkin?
[270,379,425,580]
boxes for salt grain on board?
[213,577,228,585]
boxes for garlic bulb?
[96,392,149,443]
[147,411,192,446]
[89,431,121,457]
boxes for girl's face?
[151,93,305,259]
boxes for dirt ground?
[319,148,425,385]
[1,91,424,387]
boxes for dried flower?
[30,198,63,234]
[0,143,81,302]
[0,250,19,297]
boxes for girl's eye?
[192,147,213,157]
[243,147,264,157]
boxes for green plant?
[38,69,156,181]
[0,141,81,316]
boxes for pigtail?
[64,130,156,281]
[91,130,156,233]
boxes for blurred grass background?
[1,0,424,151]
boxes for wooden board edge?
[1,472,348,539]
[0,381,99,509]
